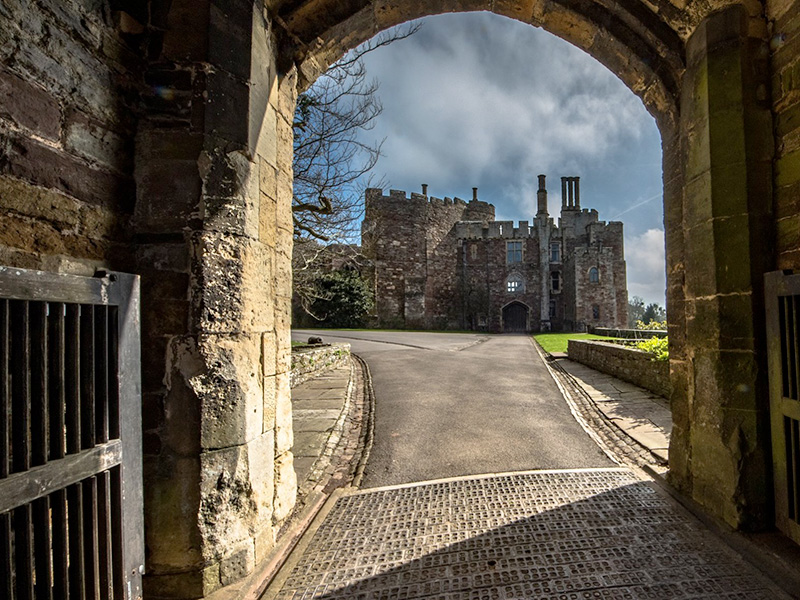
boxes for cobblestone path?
[267,469,789,600]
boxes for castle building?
[362,175,628,332]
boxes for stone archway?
[274,1,775,535]
[1,0,791,597]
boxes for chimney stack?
[422,183,428,196]
[537,174,548,216]
[472,187,478,201]
[561,176,581,210]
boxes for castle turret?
[537,174,548,216]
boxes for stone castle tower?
[362,176,628,332]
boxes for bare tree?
[292,24,419,321]
[292,24,419,242]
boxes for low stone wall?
[291,343,351,387]
[568,339,670,398]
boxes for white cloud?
[625,229,666,306]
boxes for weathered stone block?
[219,540,255,586]
[199,444,258,562]
[0,132,135,211]
[64,108,132,173]
[272,451,297,524]
[259,192,278,247]
[205,69,250,149]
[196,333,264,450]
[248,430,275,529]
[262,331,277,379]
[274,372,292,454]
[263,374,277,433]
[143,454,203,572]
[0,67,61,140]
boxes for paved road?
[293,330,612,488]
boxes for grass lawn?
[533,332,613,354]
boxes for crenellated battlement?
[456,220,535,239]
[365,187,494,212]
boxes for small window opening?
[507,241,522,264]
[551,271,561,292]
[507,275,524,293]
[592,304,600,319]
[549,300,556,318]
[550,243,560,263]
[471,244,477,260]
[589,267,599,283]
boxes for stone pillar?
[136,4,297,597]
[561,177,567,209]
[472,187,478,201]
[667,5,774,530]
[574,177,580,209]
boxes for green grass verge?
[532,332,613,354]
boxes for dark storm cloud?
[350,12,666,305]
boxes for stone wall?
[290,343,350,387]
[773,0,800,271]
[568,340,671,398]
[0,2,299,597]
[0,0,139,274]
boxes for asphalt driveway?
[292,330,613,488]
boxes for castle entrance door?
[503,302,529,332]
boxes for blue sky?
[350,12,666,306]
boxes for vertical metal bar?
[30,303,48,467]
[13,504,34,600]
[97,471,113,599]
[792,297,800,400]
[10,301,30,474]
[110,466,124,599]
[67,483,85,600]
[81,305,96,450]
[789,417,798,520]
[65,305,80,455]
[794,419,800,524]
[51,489,68,599]
[0,511,13,600]
[49,303,66,461]
[0,299,8,479]
[32,496,53,600]
[83,477,100,600]
[95,306,109,444]
[781,297,790,398]
[107,308,119,441]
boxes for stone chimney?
[472,187,478,201]
[561,176,581,210]
[537,174,548,216]
[422,183,428,196]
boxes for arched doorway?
[502,301,529,332]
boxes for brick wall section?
[0,0,140,274]
[568,340,671,398]
[290,344,351,387]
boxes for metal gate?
[765,270,800,544]
[0,268,143,599]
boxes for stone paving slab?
[557,359,671,463]
[265,469,789,599]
